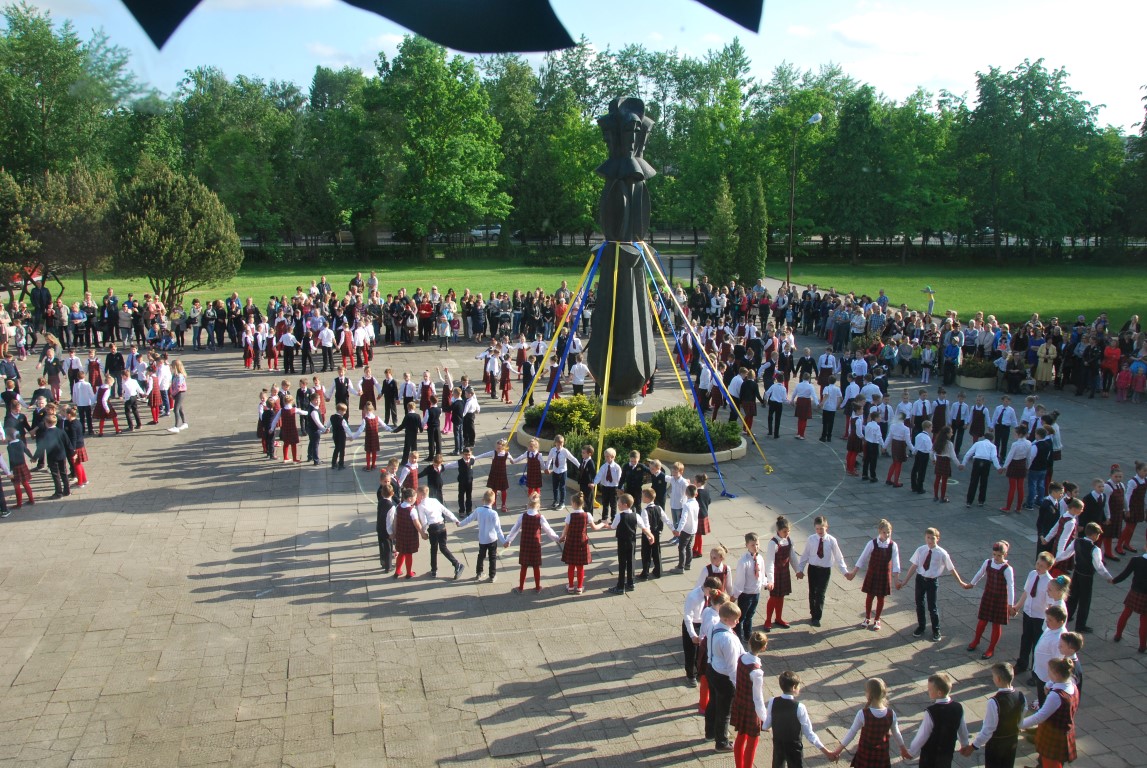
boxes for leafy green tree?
[702,176,739,284]
[0,169,37,286]
[376,36,509,255]
[112,158,242,307]
[27,165,115,292]
[735,175,767,280]
[482,54,540,246]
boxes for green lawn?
[770,263,1142,326]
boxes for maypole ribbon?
[639,250,736,497]
[594,242,622,468]
[530,246,604,439]
[642,245,774,475]
[506,244,601,442]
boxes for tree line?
[2,3,1146,302]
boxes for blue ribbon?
[531,242,606,440]
[639,247,735,499]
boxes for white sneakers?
[168,424,190,433]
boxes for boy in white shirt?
[732,532,767,642]
[673,484,700,571]
[456,489,508,582]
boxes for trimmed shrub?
[958,358,997,378]
[602,423,660,458]
[649,405,742,453]
[523,395,600,435]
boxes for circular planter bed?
[956,375,997,391]
[651,438,748,465]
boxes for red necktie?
[608,466,615,483]
[817,537,824,558]
[923,549,933,571]
[1030,576,1038,598]
[753,556,760,580]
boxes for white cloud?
[786,25,816,40]
[306,42,342,59]
[36,0,99,16]
[701,32,725,44]
[648,31,664,42]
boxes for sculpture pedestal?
[602,403,637,430]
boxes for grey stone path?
[0,333,1143,767]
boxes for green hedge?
[957,358,997,378]
[523,395,601,435]
[649,405,742,452]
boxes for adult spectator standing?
[167,359,189,432]
[104,344,125,399]
[30,280,52,334]
[226,293,242,347]
[100,288,119,346]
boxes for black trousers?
[307,430,320,463]
[123,397,141,429]
[915,574,940,632]
[476,542,498,576]
[384,396,398,425]
[402,430,418,464]
[677,533,694,569]
[300,350,313,374]
[462,414,476,448]
[807,564,831,623]
[682,621,701,679]
[994,424,1010,459]
[640,526,662,576]
[426,428,441,459]
[283,347,295,373]
[78,405,93,435]
[376,529,392,570]
[551,471,567,507]
[600,487,618,521]
[820,409,836,440]
[1066,572,1094,628]
[426,523,459,573]
[862,442,880,479]
[983,738,1019,768]
[615,537,636,588]
[767,401,783,436]
[736,592,759,641]
[47,458,70,496]
[458,483,473,515]
[321,346,334,371]
[967,458,992,503]
[331,437,345,468]
[952,422,966,455]
[452,421,464,454]
[704,669,734,746]
[911,452,930,492]
[1015,612,1043,672]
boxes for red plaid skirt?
[1124,588,1147,615]
[695,637,708,676]
[487,455,509,492]
[794,396,812,420]
[729,659,762,736]
[934,456,952,479]
[393,508,420,554]
[741,398,756,418]
[525,457,543,489]
[1033,690,1076,763]
[1005,458,1027,479]
[977,563,1011,625]
[11,463,30,485]
[73,447,89,463]
[890,439,908,463]
[699,515,711,535]
[517,514,543,567]
[861,541,893,597]
[1129,484,1146,524]
[772,543,792,597]
[561,513,591,566]
[847,431,863,453]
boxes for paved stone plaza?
[0,335,1144,767]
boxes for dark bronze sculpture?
[586,98,658,409]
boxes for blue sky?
[28,0,1146,132]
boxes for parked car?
[469,224,502,241]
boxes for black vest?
[615,509,638,542]
[334,377,350,403]
[1029,439,1053,471]
[770,697,802,752]
[1073,538,1097,576]
[457,458,474,483]
[920,700,963,768]
[425,406,441,430]
[330,413,346,442]
[984,689,1024,761]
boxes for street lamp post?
[786,112,822,288]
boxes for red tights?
[1005,478,1024,510]
[886,462,902,484]
[518,565,541,591]
[395,553,415,577]
[1114,606,1147,651]
[744,416,754,431]
[763,595,786,627]
[972,620,1004,655]
[933,475,949,499]
[74,461,87,485]
[1118,523,1138,553]
[13,474,33,506]
[846,451,859,474]
[498,490,508,510]
[797,418,808,437]
[864,593,886,621]
[692,533,704,558]
[502,388,512,403]
[733,733,760,768]
[98,413,120,435]
[698,674,709,713]
[283,444,298,462]
[150,404,160,423]
[567,565,585,589]
[364,451,376,470]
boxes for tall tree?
[735,175,767,281]
[702,176,739,285]
[0,169,37,286]
[27,165,115,292]
[376,36,509,255]
[482,54,540,241]
[112,158,242,307]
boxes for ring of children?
[0,320,1142,768]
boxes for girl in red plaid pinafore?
[1120,462,1147,554]
[559,495,604,593]
[392,501,421,578]
[509,496,559,592]
[500,360,513,403]
[419,377,435,413]
[522,442,544,498]
[358,370,377,415]
[93,382,120,435]
[1103,466,1126,558]
[486,440,513,511]
[730,639,766,768]
[835,679,903,768]
[147,371,162,424]
[967,542,1013,660]
[763,516,794,630]
[1029,661,1077,766]
[339,328,355,369]
[278,400,300,463]
[845,409,864,476]
[852,520,898,629]
[87,353,103,388]
[359,405,381,470]
[1112,552,1147,651]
